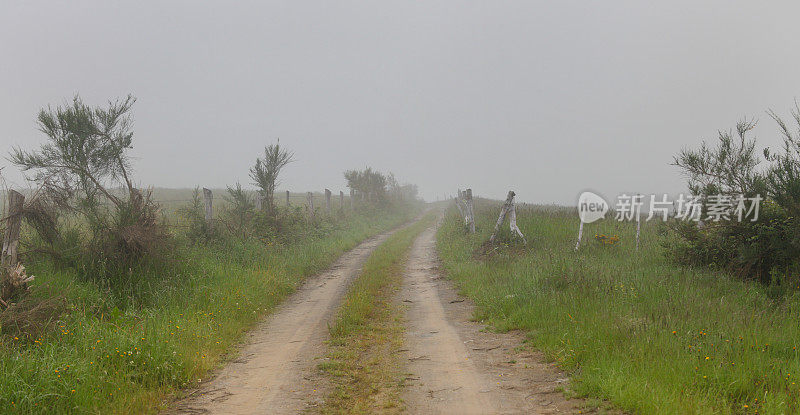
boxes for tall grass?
[0,202,417,414]
[437,201,800,414]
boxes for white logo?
[577,191,608,223]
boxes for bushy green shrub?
[177,187,219,244]
[10,95,173,288]
[669,105,800,284]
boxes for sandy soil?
[168,230,396,415]
[400,220,588,414]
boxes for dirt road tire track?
[168,226,407,415]
[401,218,587,414]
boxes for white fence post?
[489,191,525,243]
[508,196,526,244]
[1,190,24,268]
[575,221,584,251]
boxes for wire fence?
[0,189,358,234]
[151,190,355,230]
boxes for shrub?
[669,105,800,284]
[9,95,172,284]
[177,187,218,243]
[221,183,255,239]
[250,141,293,215]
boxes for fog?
[2,1,800,204]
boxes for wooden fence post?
[508,195,526,244]
[1,190,34,306]
[575,221,584,251]
[325,189,332,214]
[489,191,515,243]
[465,189,475,233]
[306,192,315,221]
[202,188,213,228]
[286,190,290,207]
[339,191,344,211]
[1,190,24,268]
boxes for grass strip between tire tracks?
[317,212,437,414]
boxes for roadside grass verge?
[0,204,417,414]
[317,212,436,414]
[437,202,800,415]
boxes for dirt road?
[170,214,590,414]
[401,220,585,414]
[170,230,397,415]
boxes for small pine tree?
[250,141,293,215]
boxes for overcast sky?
[2,1,800,204]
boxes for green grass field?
[0,190,416,414]
[437,200,800,414]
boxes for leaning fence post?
[508,196,526,244]
[489,191,516,242]
[339,191,344,211]
[1,190,24,268]
[202,188,213,229]
[325,189,332,214]
[306,192,315,221]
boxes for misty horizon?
[3,1,800,205]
